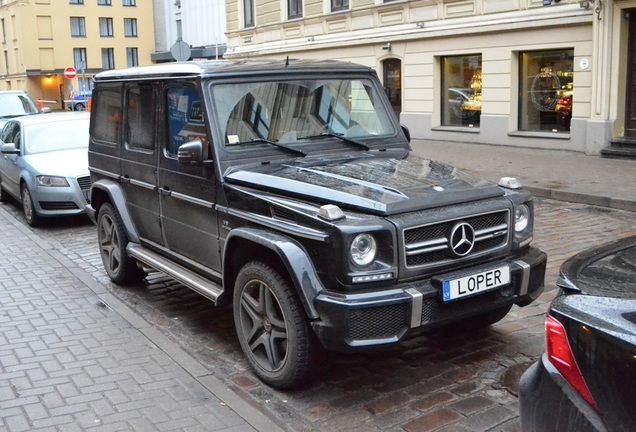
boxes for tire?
[21,183,40,226]
[74,103,85,111]
[0,181,9,203]
[97,202,145,284]
[233,261,317,389]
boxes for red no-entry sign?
[64,67,77,79]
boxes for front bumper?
[519,355,606,432]
[311,246,546,352]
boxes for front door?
[158,84,221,274]
[383,58,402,119]
[626,11,636,137]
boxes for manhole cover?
[500,361,534,396]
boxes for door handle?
[159,187,171,196]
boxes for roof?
[11,111,90,127]
[93,59,375,82]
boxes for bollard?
[87,97,92,112]
[37,98,43,110]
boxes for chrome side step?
[126,243,223,303]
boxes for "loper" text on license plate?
[442,265,510,302]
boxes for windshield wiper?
[238,138,306,157]
[302,132,370,150]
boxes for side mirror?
[177,139,204,164]
[41,107,52,114]
[1,143,19,154]
[401,124,411,143]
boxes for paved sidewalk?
[411,140,636,212]
[0,206,283,432]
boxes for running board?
[126,243,223,304]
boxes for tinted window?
[166,85,207,156]
[125,85,155,151]
[92,86,121,143]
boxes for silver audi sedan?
[0,111,90,226]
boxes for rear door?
[157,83,221,274]
[119,83,163,246]
[0,121,23,197]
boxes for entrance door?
[382,59,402,119]
[626,11,636,137]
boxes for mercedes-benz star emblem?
[449,222,475,257]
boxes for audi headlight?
[515,204,530,232]
[36,176,69,187]
[350,233,377,267]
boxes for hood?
[224,151,504,215]
[25,148,89,177]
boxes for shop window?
[519,49,573,133]
[441,55,482,128]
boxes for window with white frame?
[99,18,113,37]
[244,0,255,27]
[102,48,115,70]
[69,0,84,4]
[73,47,87,71]
[98,0,111,5]
[288,0,302,19]
[70,17,86,37]
[123,0,135,5]
[124,18,137,37]
[126,48,138,67]
[331,0,348,12]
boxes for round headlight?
[515,205,530,232]
[350,234,377,267]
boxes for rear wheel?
[74,103,85,111]
[233,261,317,389]
[21,183,39,226]
[97,203,145,284]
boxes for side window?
[125,85,155,151]
[166,85,207,157]
[92,86,121,143]
[1,123,20,148]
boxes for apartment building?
[224,0,636,156]
[0,0,154,110]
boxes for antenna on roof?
[285,56,289,67]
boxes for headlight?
[515,204,530,232]
[350,233,377,267]
[36,176,70,187]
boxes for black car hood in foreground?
[224,151,504,215]
[557,236,636,298]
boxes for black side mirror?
[177,139,204,164]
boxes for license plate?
[442,265,510,302]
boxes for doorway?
[625,11,636,137]
[382,58,402,119]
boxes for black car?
[519,236,636,432]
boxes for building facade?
[224,0,636,156]
[0,0,154,110]
[151,0,227,63]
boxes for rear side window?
[125,85,155,151]
[92,86,122,143]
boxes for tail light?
[545,315,598,410]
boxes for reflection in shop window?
[441,55,482,128]
[519,49,573,133]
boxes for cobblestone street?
[2,197,635,431]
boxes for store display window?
[441,55,482,128]
[519,49,573,133]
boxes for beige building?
[0,0,155,110]
[225,0,636,157]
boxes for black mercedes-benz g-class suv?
[87,59,547,389]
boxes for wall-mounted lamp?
[416,22,425,29]
[382,43,391,52]
[542,0,560,6]
[579,0,593,9]
[307,36,315,42]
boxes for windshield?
[211,78,397,153]
[0,93,39,118]
[24,119,90,154]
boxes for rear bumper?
[519,355,607,432]
[312,246,546,352]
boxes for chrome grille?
[403,210,509,268]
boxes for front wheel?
[21,183,39,226]
[233,261,318,389]
[97,203,145,284]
